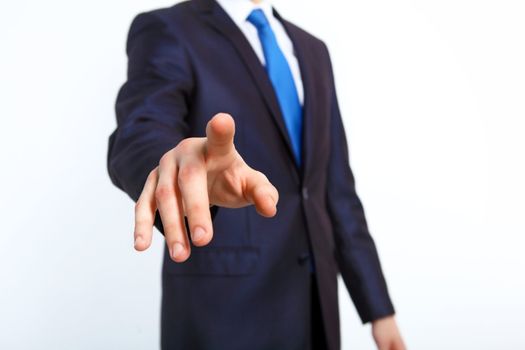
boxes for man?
[107,0,406,349]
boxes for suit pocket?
[164,246,260,276]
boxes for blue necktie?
[247,9,303,166]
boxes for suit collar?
[215,0,274,29]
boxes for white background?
[1,0,524,349]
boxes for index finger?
[205,113,235,158]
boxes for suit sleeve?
[323,44,395,323]
[107,12,218,235]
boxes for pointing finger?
[205,113,235,158]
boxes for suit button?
[302,187,309,200]
[297,253,310,265]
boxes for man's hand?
[372,316,406,350]
[133,113,279,262]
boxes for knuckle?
[163,223,183,238]
[273,187,279,201]
[178,164,201,184]
[254,170,269,182]
[134,217,150,228]
[134,201,143,213]
[134,201,152,218]
[186,202,205,215]
[148,167,158,178]
[155,185,174,200]
[176,138,194,154]
[158,152,172,167]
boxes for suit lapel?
[276,12,318,184]
[193,0,300,176]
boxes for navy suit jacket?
[107,1,395,349]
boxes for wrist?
[372,314,396,327]
[371,315,406,350]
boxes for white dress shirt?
[216,0,305,105]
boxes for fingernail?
[172,242,184,259]
[192,226,206,242]
[134,236,142,248]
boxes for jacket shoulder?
[125,1,200,52]
[129,1,198,30]
[280,19,331,61]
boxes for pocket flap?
[164,246,260,276]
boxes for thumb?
[244,169,279,217]
[205,113,235,158]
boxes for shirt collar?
[216,0,275,28]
